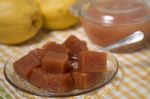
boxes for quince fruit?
[34,0,78,30]
[0,0,42,44]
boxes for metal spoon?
[100,31,144,51]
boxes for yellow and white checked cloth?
[0,26,150,99]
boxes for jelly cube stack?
[13,35,107,93]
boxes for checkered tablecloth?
[0,26,150,99]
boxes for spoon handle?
[100,31,144,51]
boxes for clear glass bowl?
[4,51,118,98]
[71,0,150,52]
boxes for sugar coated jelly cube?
[78,51,107,73]
[13,49,43,80]
[42,42,70,54]
[63,35,88,57]
[72,72,103,89]
[42,51,69,73]
[29,68,74,93]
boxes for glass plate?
[4,51,118,98]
